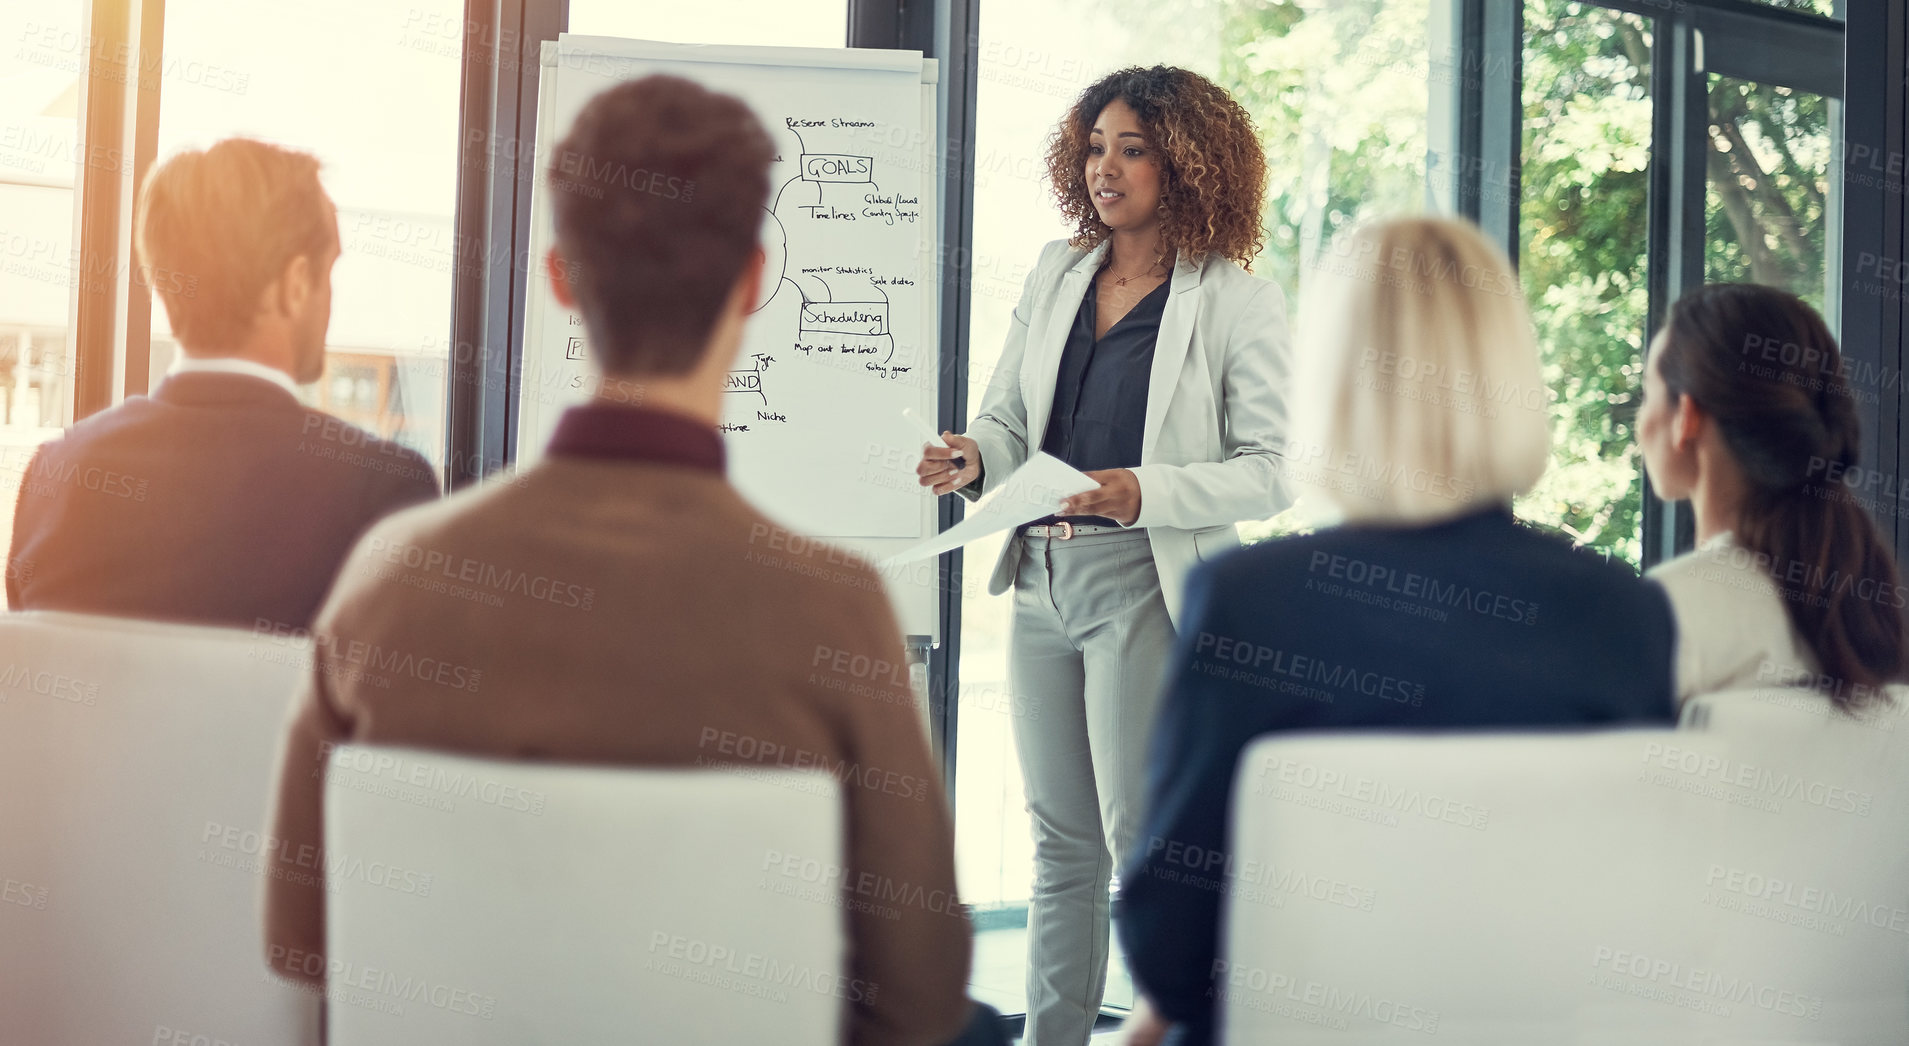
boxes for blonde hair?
[135,138,338,353]
[1293,216,1551,524]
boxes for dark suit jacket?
[1115,506,1677,1046]
[6,372,438,629]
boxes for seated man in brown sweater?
[263,75,975,1045]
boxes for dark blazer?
[1115,506,1677,1046]
[6,372,437,629]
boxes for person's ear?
[547,246,577,308]
[278,254,313,318]
[735,247,766,317]
[1671,392,1704,453]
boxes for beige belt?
[1021,522,1129,540]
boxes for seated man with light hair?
[6,137,437,628]
[1114,216,1679,1046]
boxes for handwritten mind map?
[514,41,942,634]
[716,117,926,452]
[751,122,924,384]
[524,97,931,540]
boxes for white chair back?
[0,611,321,1046]
[1221,723,1909,1045]
[1681,684,1907,785]
[1680,686,1909,1038]
[322,745,848,1046]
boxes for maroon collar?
[545,403,725,474]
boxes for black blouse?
[1034,276,1170,526]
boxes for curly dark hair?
[1044,65,1267,269]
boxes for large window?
[0,3,86,596]
[1512,0,1840,566]
[1703,74,1834,313]
[1516,1,1654,564]
[960,0,1429,1020]
[149,0,465,469]
[1,0,467,605]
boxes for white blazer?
[1648,532,1822,707]
[963,237,1294,627]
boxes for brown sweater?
[262,453,971,1046]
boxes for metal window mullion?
[1474,0,1521,263]
[1587,0,1839,34]
[1442,0,1520,260]
[846,0,900,48]
[1840,0,1906,564]
[1694,6,1840,97]
[448,0,565,490]
[72,0,141,421]
[120,0,165,401]
[1640,15,1706,568]
[1426,1,1464,214]
[858,0,977,800]
[445,0,501,489]
[502,0,567,471]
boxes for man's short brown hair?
[548,75,774,376]
[135,138,338,353]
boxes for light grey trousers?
[1008,528,1178,1046]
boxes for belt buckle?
[1057,521,1074,541]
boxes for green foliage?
[1510,1,1829,566]
[1513,0,1654,565]
[1703,77,1831,309]
[1212,0,1431,542]
[1216,0,1429,295]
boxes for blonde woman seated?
[1640,283,1907,713]
[1114,217,1678,1046]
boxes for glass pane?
[1516,1,1653,566]
[963,0,1429,1019]
[567,0,847,49]
[150,0,463,469]
[0,3,86,602]
[1703,75,1835,320]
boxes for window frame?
[71,0,166,421]
[446,0,566,489]
[1838,0,1905,571]
[1454,0,1851,569]
[845,0,981,792]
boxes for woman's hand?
[916,432,982,495]
[1059,468,1142,525]
[1117,995,1170,1046]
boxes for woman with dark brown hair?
[913,66,1292,1046]
[1641,283,1907,712]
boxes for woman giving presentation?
[915,64,1293,1046]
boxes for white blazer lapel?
[1024,241,1106,454]
[1141,252,1205,460]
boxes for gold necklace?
[1104,262,1165,287]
